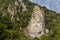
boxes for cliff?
[25,6,45,38]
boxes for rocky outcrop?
[8,5,15,20]
[7,0,27,20]
[25,6,45,38]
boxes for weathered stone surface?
[26,6,45,38]
[8,5,15,20]
[15,1,19,6]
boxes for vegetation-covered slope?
[40,7,60,40]
[0,0,60,40]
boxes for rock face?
[26,6,45,38]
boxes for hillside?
[0,0,60,40]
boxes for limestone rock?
[26,6,45,38]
